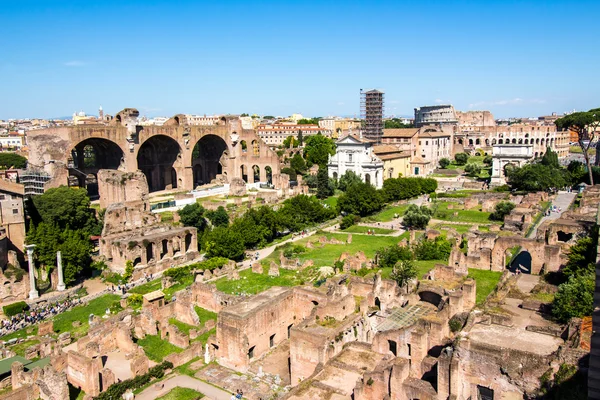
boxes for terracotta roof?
[383,128,419,138]
[418,130,450,138]
[377,151,411,161]
[373,144,399,153]
[0,179,24,196]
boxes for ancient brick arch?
[490,236,561,275]
[27,108,281,199]
[136,134,184,192]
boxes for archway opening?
[69,138,124,198]
[191,135,228,187]
[509,250,532,274]
[137,135,181,192]
[557,231,574,243]
[252,165,260,183]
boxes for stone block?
[268,263,280,277]
[347,234,352,244]
[37,321,54,336]
[58,332,71,346]
[252,262,263,274]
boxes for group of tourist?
[0,297,80,337]
[230,389,244,400]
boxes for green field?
[370,204,410,222]
[467,269,503,305]
[52,294,122,338]
[214,267,313,295]
[136,334,183,362]
[342,225,394,234]
[433,202,497,224]
[129,279,162,295]
[157,387,204,400]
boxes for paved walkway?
[527,191,577,238]
[136,374,233,400]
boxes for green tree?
[556,108,600,185]
[541,147,560,169]
[562,235,597,280]
[29,186,99,233]
[552,274,594,323]
[205,206,229,227]
[303,134,336,166]
[290,153,307,174]
[282,136,298,148]
[390,260,417,289]
[413,236,452,260]
[297,130,304,146]
[384,119,414,129]
[316,167,334,199]
[489,201,515,221]
[337,182,384,216]
[340,214,360,230]
[281,167,297,181]
[204,227,245,260]
[507,163,567,192]
[0,153,27,169]
[402,204,433,230]
[376,245,413,269]
[454,153,468,165]
[297,118,320,125]
[59,229,93,285]
[483,155,493,166]
[464,163,481,177]
[178,203,207,232]
[337,170,363,192]
[567,160,587,185]
[439,158,450,169]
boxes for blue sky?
[1,0,599,119]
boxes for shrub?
[163,265,191,283]
[413,236,453,261]
[439,158,450,169]
[3,301,29,317]
[449,316,464,332]
[377,245,413,269]
[552,274,594,323]
[123,260,134,282]
[340,214,360,230]
[464,163,481,177]
[483,155,493,166]
[94,361,173,400]
[127,293,143,308]
[489,201,515,221]
[193,257,229,271]
[402,204,433,230]
[454,153,468,165]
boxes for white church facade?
[328,135,384,188]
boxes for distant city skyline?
[1,0,598,120]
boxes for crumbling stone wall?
[66,350,102,397]
[98,170,149,209]
[27,111,281,199]
[190,282,241,313]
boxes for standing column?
[56,251,66,291]
[25,245,38,300]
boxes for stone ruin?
[99,174,199,277]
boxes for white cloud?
[64,61,87,67]
[468,98,546,109]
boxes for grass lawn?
[129,279,162,295]
[195,306,217,325]
[570,145,595,155]
[52,294,122,338]
[0,325,38,342]
[343,225,394,234]
[137,334,183,362]
[9,339,40,357]
[371,204,410,222]
[168,318,196,335]
[214,267,312,295]
[433,202,496,224]
[467,269,503,305]
[157,387,204,400]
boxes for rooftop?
[383,128,419,138]
[375,303,435,332]
[143,290,165,302]
[222,286,291,319]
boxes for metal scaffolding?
[360,89,385,143]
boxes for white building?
[328,135,384,188]
[0,136,24,149]
[490,143,534,185]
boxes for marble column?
[57,251,66,291]
[25,245,38,300]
